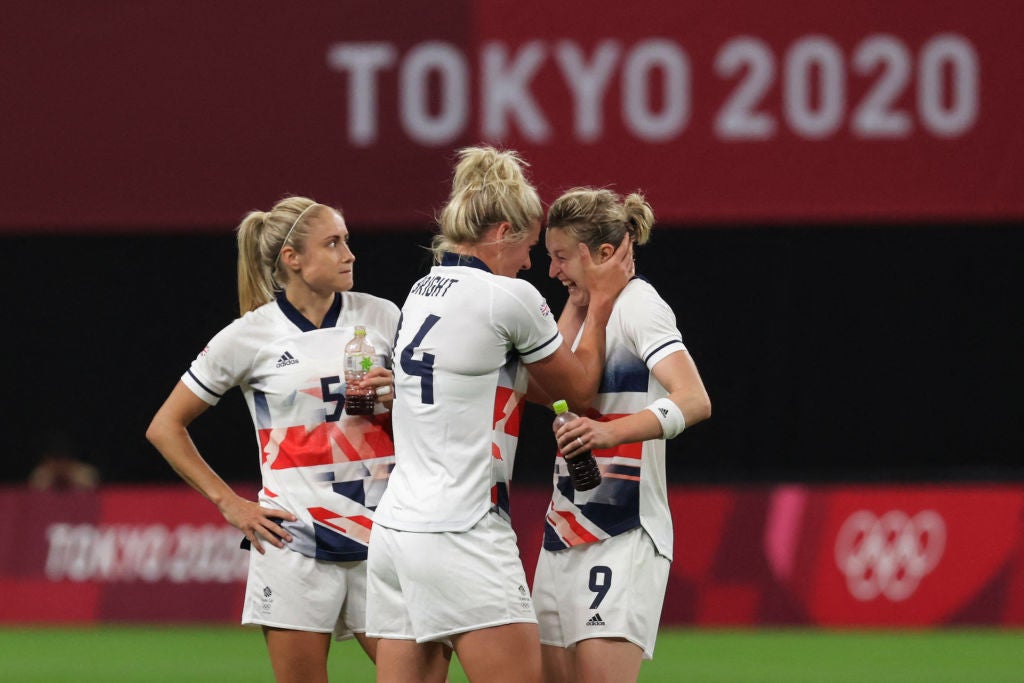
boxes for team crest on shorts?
[517,584,532,610]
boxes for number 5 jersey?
[181,291,400,562]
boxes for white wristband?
[645,398,686,439]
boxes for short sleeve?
[494,279,563,364]
[180,318,256,405]
[620,282,686,370]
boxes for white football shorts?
[241,541,367,640]
[366,511,537,643]
[533,526,670,660]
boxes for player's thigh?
[453,622,542,683]
[375,638,450,683]
[574,637,643,683]
[352,632,378,663]
[263,627,332,683]
[541,643,575,683]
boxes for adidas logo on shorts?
[585,612,606,626]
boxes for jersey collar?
[275,290,343,331]
[440,251,492,273]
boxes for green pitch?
[1,626,1021,682]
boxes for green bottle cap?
[552,400,568,415]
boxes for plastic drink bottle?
[344,326,377,415]
[552,400,602,491]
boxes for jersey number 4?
[399,314,440,404]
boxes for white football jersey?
[374,253,562,532]
[542,277,685,560]
[181,291,400,561]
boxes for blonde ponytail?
[236,211,276,315]
[233,196,329,314]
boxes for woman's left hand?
[554,416,619,458]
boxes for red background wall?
[3,1,1021,231]
[4,484,1022,626]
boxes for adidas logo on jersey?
[585,612,606,626]
[275,351,299,368]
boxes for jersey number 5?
[399,314,440,404]
[320,376,345,422]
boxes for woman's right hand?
[219,495,297,554]
[555,415,620,458]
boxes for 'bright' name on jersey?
[410,276,460,298]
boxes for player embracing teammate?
[148,150,709,683]
[533,187,711,682]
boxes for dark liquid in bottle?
[344,392,377,416]
[565,453,602,491]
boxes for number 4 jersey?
[374,253,563,533]
[181,291,400,562]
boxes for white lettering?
[918,34,978,138]
[785,36,845,139]
[622,40,690,141]
[482,41,551,142]
[324,33,980,146]
[715,36,776,140]
[554,40,621,142]
[851,35,913,138]
[326,42,398,146]
[401,42,468,146]
[44,524,75,580]
[88,526,118,580]
[43,523,248,583]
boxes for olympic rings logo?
[834,510,946,602]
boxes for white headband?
[274,202,319,270]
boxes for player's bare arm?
[146,381,297,553]
[555,350,710,458]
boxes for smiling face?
[545,226,592,307]
[291,209,355,294]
